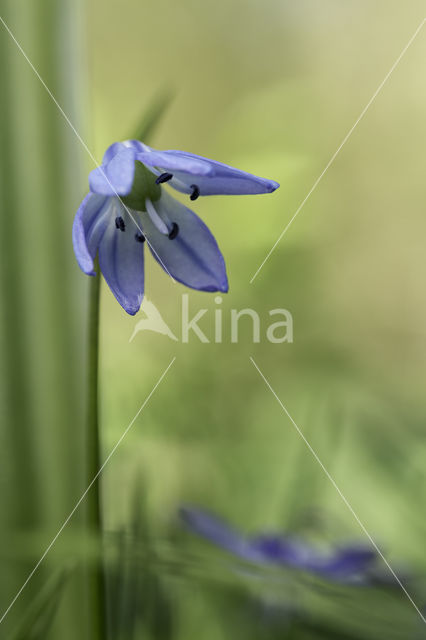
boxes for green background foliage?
[1,0,426,637]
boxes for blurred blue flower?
[180,506,378,585]
[73,140,279,314]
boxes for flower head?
[180,506,378,585]
[73,141,279,314]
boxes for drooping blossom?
[73,141,279,314]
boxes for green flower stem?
[86,266,106,639]
[87,268,102,530]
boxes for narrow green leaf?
[130,88,174,142]
[10,567,72,640]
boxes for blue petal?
[142,192,228,293]
[137,146,279,196]
[89,146,136,196]
[103,140,145,163]
[72,193,112,275]
[180,506,378,585]
[124,139,146,153]
[180,507,248,557]
[251,537,377,581]
[180,508,310,567]
[249,535,312,568]
[136,148,213,177]
[314,546,377,579]
[98,202,145,315]
[102,141,127,164]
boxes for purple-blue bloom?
[180,506,378,585]
[73,140,279,315]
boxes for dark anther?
[168,222,179,240]
[190,184,200,201]
[135,232,146,243]
[155,172,173,184]
[115,216,125,232]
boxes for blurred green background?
[1,0,426,638]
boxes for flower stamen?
[155,172,173,184]
[115,216,126,231]
[145,198,169,235]
[190,184,200,201]
[168,222,179,240]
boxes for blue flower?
[73,140,279,315]
[180,506,378,585]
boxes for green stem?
[86,268,106,639]
[87,270,102,527]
